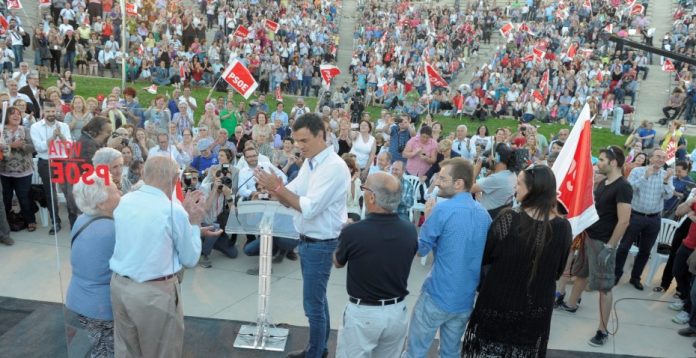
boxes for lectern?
[225,200,298,351]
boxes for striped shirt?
[627,166,674,214]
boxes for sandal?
[27,223,37,232]
[653,286,666,293]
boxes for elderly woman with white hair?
[65,172,121,358]
[93,147,124,193]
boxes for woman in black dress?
[462,165,572,357]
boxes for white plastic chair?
[646,218,680,285]
[31,158,49,227]
[403,175,422,224]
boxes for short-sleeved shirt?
[585,177,633,242]
[335,213,418,300]
[477,170,516,210]
[405,136,437,176]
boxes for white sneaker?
[673,311,690,324]
[670,300,685,311]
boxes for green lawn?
[43,75,694,155]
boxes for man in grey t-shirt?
[471,144,516,219]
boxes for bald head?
[143,156,179,195]
[366,172,402,213]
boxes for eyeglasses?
[360,185,374,194]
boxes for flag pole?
[120,0,127,90]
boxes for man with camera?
[471,143,517,219]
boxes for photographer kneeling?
[238,146,296,274]
[198,148,240,268]
[471,143,517,220]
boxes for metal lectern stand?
[225,201,298,351]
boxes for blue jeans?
[301,75,312,96]
[611,106,624,135]
[243,236,298,256]
[12,44,23,68]
[298,239,338,358]
[202,233,238,258]
[405,291,471,358]
[63,50,75,72]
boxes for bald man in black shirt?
[333,172,418,358]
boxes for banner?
[566,43,578,58]
[424,61,448,95]
[222,59,258,99]
[7,0,22,10]
[532,47,545,62]
[264,19,279,33]
[552,103,598,236]
[663,59,676,73]
[0,15,7,35]
[319,64,341,89]
[234,25,250,39]
[499,22,513,37]
[125,3,137,16]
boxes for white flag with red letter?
[7,0,22,10]
[663,59,676,73]
[424,61,448,94]
[319,64,341,89]
[222,59,258,99]
[552,103,598,236]
[264,19,279,33]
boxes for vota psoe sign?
[48,140,110,185]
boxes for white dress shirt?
[286,145,350,239]
[148,145,190,167]
[30,119,73,160]
[452,137,472,160]
[235,154,271,170]
[110,185,201,283]
[238,164,287,199]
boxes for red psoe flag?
[552,103,598,236]
[319,64,341,89]
[499,22,514,37]
[7,0,22,10]
[0,15,8,35]
[631,4,644,15]
[264,19,279,33]
[663,59,676,73]
[125,3,137,16]
[174,179,184,203]
[566,43,578,58]
[222,59,258,99]
[424,61,448,94]
[518,23,530,33]
[274,85,283,102]
[532,47,545,62]
[234,25,250,39]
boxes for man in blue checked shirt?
[404,157,492,358]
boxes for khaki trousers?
[110,273,184,358]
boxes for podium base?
[233,324,289,351]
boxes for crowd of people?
[1,0,696,357]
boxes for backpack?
[21,31,30,47]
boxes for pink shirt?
[405,136,437,176]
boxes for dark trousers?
[660,219,691,290]
[202,233,238,258]
[673,244,694,311]
[37,159,78,227]
[1,174,35,225]
[615,213,661,281]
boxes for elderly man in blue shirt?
[404,157,492,358]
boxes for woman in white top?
[343,155,363,222]
[469,124,493,155]
[349,120,376,182]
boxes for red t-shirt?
[683,202,696,249]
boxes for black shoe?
[286,250,298,261]
[629,278,644,291]
[49,223,61,235]
[273,250,286,264]
[588,330,608,347]
[554,293,565,308]
[559,302,578,313]
[286,350,328,358]
[679,327,696,337]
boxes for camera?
[220,164,230,176]
[183,172,193,186]
[257,192,269,200]
[218,176,233,191]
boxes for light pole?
[120,0,127,90]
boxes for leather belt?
[122,274,176,282]
[299,234,336,243]
[632,210,660,218]
[349,296,405,306]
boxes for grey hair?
[73,173,111,215]
[372,178,402,213]
[143,156,179,186]
[92,147,123,166]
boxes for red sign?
[126,3,137,16]
[39,0,50,6]
[499,22,513,37]
[631,4,644,15]
[567,43,578,58]
[424,62,448,88]
[319,64,341,88]
[0,15,7,35]
[234,25,250,39]
[7,0,21,10]
[264,19,279,33]
[518,23,530,33]
[48,141,110,185]
[663,59,676,73]
[222,59,258,99]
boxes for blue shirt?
[65,215,115,320]
[418,192,492,313]
[389,124,411,163]
[191,154,218,175]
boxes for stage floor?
[0,219,691,357]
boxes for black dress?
[462,209,572,358]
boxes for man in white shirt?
[148,133,190,167]
[12,62,30,88]
[290,97,311,121]
[98,45,118,78]
[110,156,217,358]
[30,103,72,234]
[256,113,350,358]
[0,42,15,73]
[451,125,472,160]
[238,146,286,200]
[180,86,197,118]
[58,16,75,37]
[7,79,30,105]
[6,19,24,68]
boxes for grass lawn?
[43,75,696,155]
